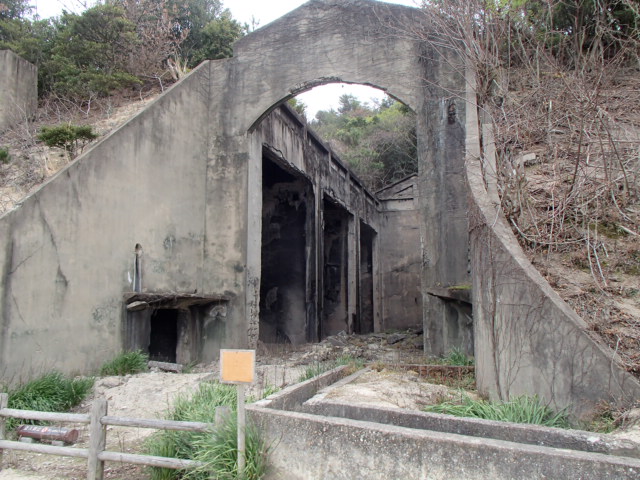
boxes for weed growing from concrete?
[100,350,149,376]
[425,394,571,428]
[3,372,94,430]
[147,382,268,480]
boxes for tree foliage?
[311,94,417,190]
[38,124,98,157]
[0,0,31,20]
[0,0,245,102]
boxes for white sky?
[30,0,421,118]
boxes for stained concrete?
[248,366,640,480]
[0,50,37,132]
[378,176,422,330]
[0,0,638,417]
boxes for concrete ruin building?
[1,0,638,416]
[0,50,37,133]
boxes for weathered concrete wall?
[418,39,471,357]
[464,71,640,415]
[0,50,37,132]
[249,407,640,480]
[230,0,470,348]
[378,176,422,330]
[0,65,214,380]
[249,367,640,479]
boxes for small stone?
[387,333,408,345]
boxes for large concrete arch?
[204,0,470,354]
[1,0,638,416]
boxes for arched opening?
[252,81,422,345]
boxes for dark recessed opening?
[149,309,178,363]
[322,197,351,339]
[357,221,375,334]
[260,152,314,344]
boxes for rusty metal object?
[16,425,79,444]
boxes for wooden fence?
[0,392,225,480]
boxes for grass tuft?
[147,382,268,480]
[185,414,269,480]
[425,394,571,428]
[442,348,474,366]
[100,350,149,376]
[3,372,94,430]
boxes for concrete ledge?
[247,405,640,480]
[299,398,640,459]
[253,365,350,411]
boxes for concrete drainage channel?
[247,366,640,480]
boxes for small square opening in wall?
[149,309,178,363]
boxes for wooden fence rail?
[0,393,226,480]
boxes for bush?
[424,394,571,429]
[0,147,9,164]
[4,372,94,430]
[100,350,149,376]
[147,382,268,480]
[37,124,97,157]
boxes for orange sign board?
[220,349,255,384]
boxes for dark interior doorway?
[322,197,351,338]
[357,221,375,334]
[260,153,314,344]
[149,309,178,363]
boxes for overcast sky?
[30,0,421,118]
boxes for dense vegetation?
[0,0,245,103]
[310,94,417,191]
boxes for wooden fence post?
[0,393,8,470]
[87,398,107,480]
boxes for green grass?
[424,394,571,428]
[3,372,94,430]
[442,348,474,367]
[100,350,149,376]
[0,147,9,164]
[185,414,269,480]
[147,382,268,480]
[297,355,364,382]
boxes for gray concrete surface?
[249,366,640,479]
[0,51,37,132]
[248,407,640,480]
[377,176,423,331]
[300,399,640,458]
